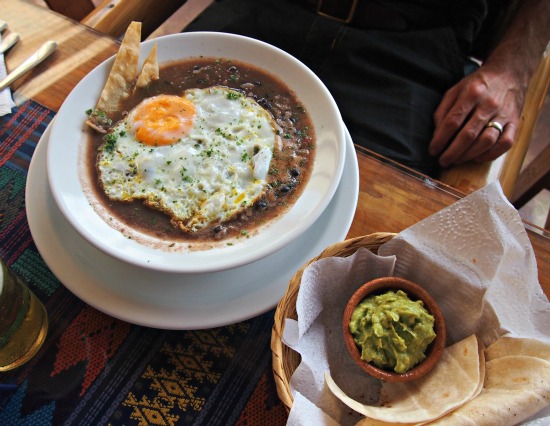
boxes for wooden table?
[2,0,119,110]
[3,0,548,295]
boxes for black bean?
[279,185,291,194]
[258,98,272,109]
[289,168,300,177]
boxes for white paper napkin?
[0,33,16,116]
[282,181,550,425]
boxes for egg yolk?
[131,95,196,146]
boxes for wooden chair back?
[43,0,96,21]
[44,0,195,39]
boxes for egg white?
[97,86,279,232]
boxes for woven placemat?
[270,232,396,411]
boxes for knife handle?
[0,40,57,91]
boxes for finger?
[433,86,459,128]
[455,120,503,164]
[474,122,515,163]
[430,89,470,157]
[437,110,493,167]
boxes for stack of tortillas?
[279,184,550,425]
[326,334,550,425]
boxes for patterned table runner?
[0,100,287,425]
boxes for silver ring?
[485,121,504,135]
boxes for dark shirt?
[185,0,501,175]
[305,0,489,53]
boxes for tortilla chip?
[428,355,550,425]
[96,21,142,113]
[327,334,483,424]
[135,43,159,90]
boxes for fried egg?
[97,86,278,232]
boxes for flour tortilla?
[352,336,550,426]
[485,335,550,361]
[327,334,483,424]
[428,355,550,425]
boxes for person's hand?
[429,64,525,168]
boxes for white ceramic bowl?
[47,32,346,273]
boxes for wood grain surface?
[2,0,119,111]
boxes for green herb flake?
[226,91,241,100]
[103,132,118,153]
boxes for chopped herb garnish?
[103,132,118,152]
[226,91,241,100]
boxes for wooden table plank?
[528,230,550,297]
[350,146,550,297]
[2,0,119,111]
[348,146,461,237]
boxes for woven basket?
[270,232,396,412]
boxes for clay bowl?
[342,276,446,382]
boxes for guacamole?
[349,290,436,373]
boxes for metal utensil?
[0,32,19,54]
[0,40,57,91]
